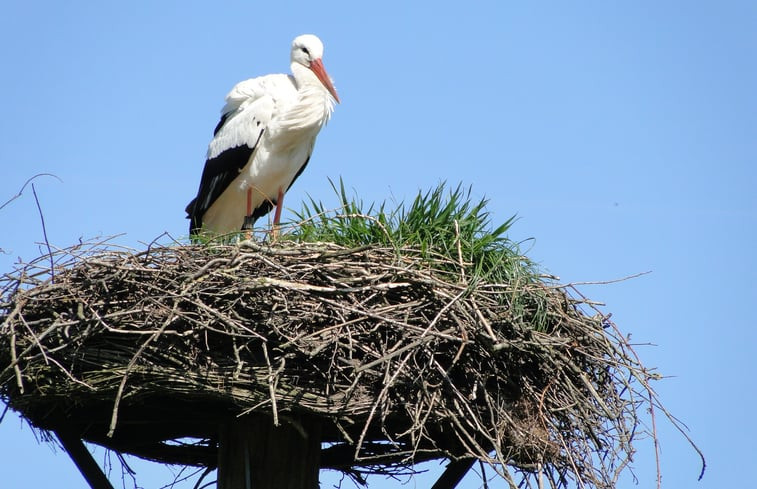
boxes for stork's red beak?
[310,58,340,104]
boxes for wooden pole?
[218,415,321,489]
[430,458,476,489]
[55,429,115,489]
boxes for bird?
[186,34,339,237]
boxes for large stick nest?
[1,237,652,487]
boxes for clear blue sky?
[1,2,755,488]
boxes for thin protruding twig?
[31,183,55,283]
[552,271,653,288]
[453,220,466,284]
[107,320,170,437]
[0,173,62,211]
[649,388,662,489]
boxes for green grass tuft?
[286,179,539,288]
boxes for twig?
[0,173,62,211]
[354,325,457,374]
[107,319,171,437]
[453,220,466,284]
[550,271,653,288]
[31,183,55,283]
[9,325,23,393]
[649,388,662,489]
[261,342,280,426]
[191,467,215,489]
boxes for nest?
[1,237,657,488]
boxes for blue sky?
[1,1,755,488]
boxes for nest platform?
[1,238,654,488]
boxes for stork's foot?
[242,215,255,240]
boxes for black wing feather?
[287,155,310,193]
[213,112,230,136]
[186,144,255,235]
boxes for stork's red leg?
[271,187,284,238]
[242,187,254,238]
[273,187,284,226]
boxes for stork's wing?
[185,144,257,234]
[186,75,295,235]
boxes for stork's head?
[291,34,340,103]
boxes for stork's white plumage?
[186,34,339,236]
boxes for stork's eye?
[301,47,310,56]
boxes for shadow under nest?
[1,237,647,488]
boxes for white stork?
[186,34,339,236]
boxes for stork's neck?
[277,62,335,132]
